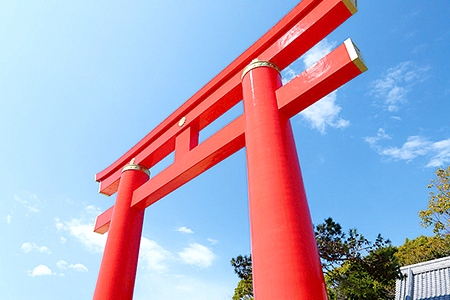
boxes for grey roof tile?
[396,256,450,300]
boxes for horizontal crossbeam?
[95,0,357,196]
[277,38,367,118]
[94,206,114,234]
[94,38,366,233]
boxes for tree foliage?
[325,245,401,300]
[315,218,389,272]
[396,235,450,266]
[231,255,253,300]
[232,277,253,300]
[230,255,252,280]
[419,165,450,235]
[326,246,401,300]
[317,218,402,300]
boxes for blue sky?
[1,1,450,299]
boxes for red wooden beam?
[258,0,356,68]
[130,38,367,210]
[132,115,246,211]
[94,0,320,183]
[277,38,367,118]
[95,0,357,196]
[94,205,114,234]
[93,38,367,234]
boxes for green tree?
[315,218,389,272]
[419,165,450,235]
[326,246,402,300]
[396,235,450,266]
[231,255,253,300]
[396,166,450,268]
[317,219,402,300]
[232,277,253,300]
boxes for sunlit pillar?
[242,60,328,300]
[93,159,150,300]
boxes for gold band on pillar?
[241,59,281,80]
[122,158,150,177]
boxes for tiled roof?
[396,256,450,300]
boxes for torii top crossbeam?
[94,0,365,233]
[92,0,367,299]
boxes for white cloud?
[21,242,51,254]
[365,128,392,148]
[302,39,336,69]
[56,260,68,269]
[299,91,350,134]
[365,132,450,167]
[175,226,194,234]
[6,214,12,224]
[178,243,215,268]
[65,218,107,253]
[207,238,218,245]
[36,245,51,254]
[58,206,107,253]
[69,263,88,272]
[380,136,431,161]
[424,139,450,167]
[390,116,402,121]
[14,194,40,213]
[55,218,64,231]
[370,61,430,112]
[139,237,171,273]
[28,265,53,277]
[57,260,88,272]
[281,67,298,85]
[21,242,33,253]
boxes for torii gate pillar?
[242,61,327,299]
[92,162,150,300]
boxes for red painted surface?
[259,0,353,68]
[242,65,328,300]
[93,205,114,234]
[95,0,356,196]
[277,41,365,118]
[92,0,366,298]
[132,115,246,210]
[93,38,366,232]
[175,126,199,162]
[92,167,149,300]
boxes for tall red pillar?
[93,160,150,300]
[242,60,328,300]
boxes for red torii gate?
[92,0,367,299]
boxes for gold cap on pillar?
[122,158,151,177]
[241,59,281,80]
